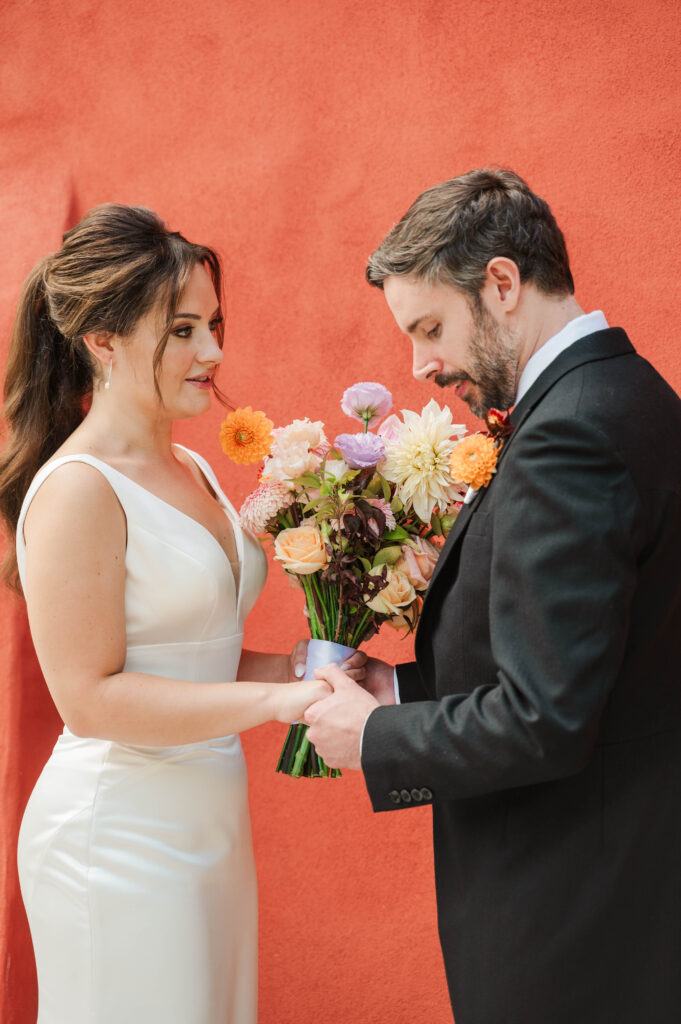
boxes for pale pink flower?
[239,480,294,534]
[341,382,393,429]
[395,536,440,591]
[261,443,322,485]
[273,418,328,452]
[377,414,403,444]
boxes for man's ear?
[480,257,521,315]
[82,332,115,371]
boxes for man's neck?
[514,292,585,382]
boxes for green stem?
[301,577,324,640]
[311,572,332,640]
[351,608,372,648]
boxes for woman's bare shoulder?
[24,458,125,541]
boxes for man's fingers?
[303,697,329,725]
[341,651,367,670]
[314,662,360,691]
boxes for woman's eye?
[172,325,193,339]
[427,324,441,339]
[209,316,224,334]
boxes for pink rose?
[394,536,440,591]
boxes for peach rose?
[394,536,440,591]
[366,567,416,616]
[274,524,329,575]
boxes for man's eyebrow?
[406,314,432,334]
[172,307,221,320]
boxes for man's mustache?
[434,371,476,389]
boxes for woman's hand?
[274,679,333,723]
[286,640,368,682]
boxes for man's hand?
[304,663,380,770]
[362,656,397,705]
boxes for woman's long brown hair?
[0,204,225,592]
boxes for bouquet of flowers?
[219,383,471,777]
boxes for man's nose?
[412,354,441,383]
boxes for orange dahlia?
[449,433,499,490]
[219,406,274,464]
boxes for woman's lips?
[186,376,212,390]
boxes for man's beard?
[435,299,519,419]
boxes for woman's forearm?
[63,671,299,746]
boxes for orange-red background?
[2,1,680,1021]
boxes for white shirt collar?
[462,310,609,504]
[515,310,609,406]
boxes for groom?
[305,168,681,1023]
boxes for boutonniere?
[449,408,513,490]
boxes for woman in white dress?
[0,204,365,1023]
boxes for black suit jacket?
[362,329,681,1024]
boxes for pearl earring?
[104,360,112,391]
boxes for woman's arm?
[22,463,329,745]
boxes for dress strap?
[173,444,241,522]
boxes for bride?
[0,204,365,1023]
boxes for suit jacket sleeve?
[362,415,643,811]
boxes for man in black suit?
[305,169,681,1023]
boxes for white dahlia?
[239,480,294,534]
[381,399,467,523]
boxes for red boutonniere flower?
[449,408,513,490]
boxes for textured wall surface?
[1,1,680,1021]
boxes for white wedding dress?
[16,445,267,1024]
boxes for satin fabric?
[16,446,267,1023]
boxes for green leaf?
[381,477,392,503]
[430,513,443,536]
[358,556,372,573]
[383,526,408,541]
[373,545,403,567]
[293,473,321,488]
[390,497,403,513]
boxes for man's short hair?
[366,168,574,299]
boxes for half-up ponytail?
[0,203,224,592]
[0,259,94,589]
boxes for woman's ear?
[82,332,115,371]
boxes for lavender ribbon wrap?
[303,639,356,681]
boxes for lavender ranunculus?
[341,382,393,429]
[334,432,386,469]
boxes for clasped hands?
[304,656,396,771]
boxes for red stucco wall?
[2,1,680,1020]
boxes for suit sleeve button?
[411,788,423,801]
[400,789,412,803]
[420,787,433,800]
[389,790,401,804]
